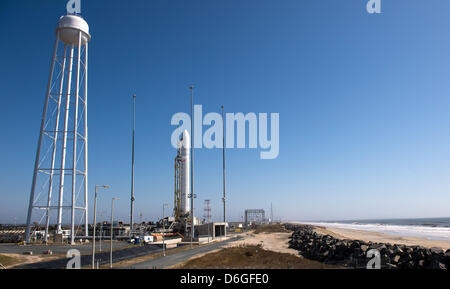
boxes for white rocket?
[179,130,191,214]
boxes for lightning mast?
[130,95,136,232]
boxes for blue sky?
[1,0,450,224]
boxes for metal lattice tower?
[173,144,182,220]
[25,14,91,244]
[203,200,211,223]
[244,209,265,226]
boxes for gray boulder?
[430,247,444,254]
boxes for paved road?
[126,236,242,269]
[0,241,130,255]
[17,244,168,269]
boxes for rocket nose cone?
[181,130,190,150]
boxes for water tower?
[25,14,91,244]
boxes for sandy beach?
[223,231,300,255]
[170,229,339,269]
[314,226,450,250]
[168,231,303,269]
[173,224,450,268]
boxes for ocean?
[296,217,450,241]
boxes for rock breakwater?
[286,224,449,269]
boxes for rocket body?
[180,130,191,214]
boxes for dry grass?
[0,253,63,268]
[253,224,289,234]
[175,245,337,269]
[112,243,202,268]
[0,254,17,267]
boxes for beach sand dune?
[223,231,300,255]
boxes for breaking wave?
[294,221,450,241]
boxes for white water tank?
[56,14,91,45]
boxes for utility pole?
[139,212,143,246]
[190,86,195,248]
[110,197,119,269]
[162,203,168,256]
[221,105,226,237]
[92,185,109,269]
[204,200,211,243]
[130,95,136,233]
[99,211,103,252]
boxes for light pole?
[190,86,195,249]
[162,203,168,256]
[130,95,136,233]
[139,212,143,246]
[99,211,105,252]
[92,185,109,269]
[110,197,119,269]
[221,105,226,237]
